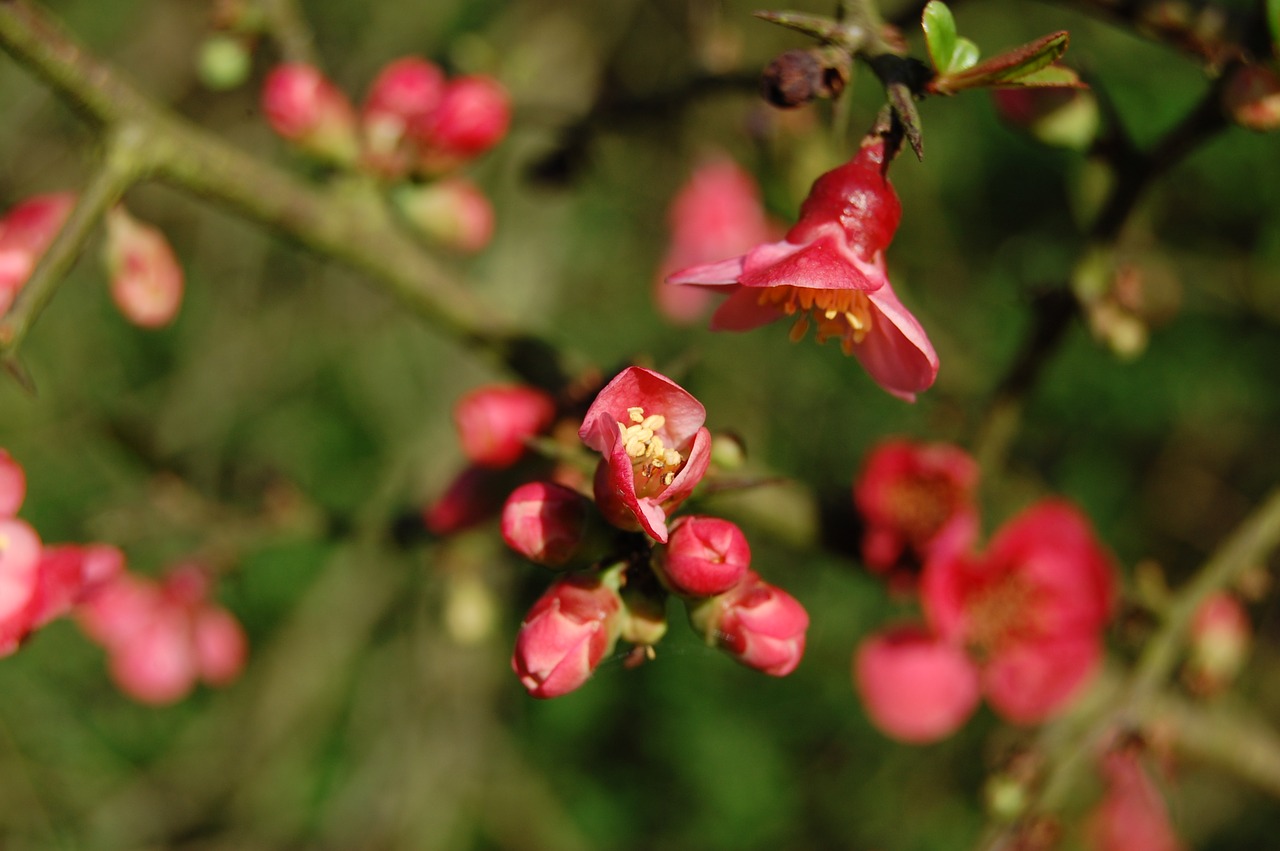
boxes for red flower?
[854,439,979,586]
[0,193,76,316]
[854,625,981,743]
[578,367,711,543]
[668,139,937,400]
[920,500,1115,723]
[689,570,809,676]
[511,574,623,698]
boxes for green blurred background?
[2,0,1279,848]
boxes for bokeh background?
[2,0,1280,848]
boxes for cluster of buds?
[486,367,808,698]
[669,137,938,401]
[851,440,1117,742]
[0,449,245,704]
[0,194,185,328]
[260,57,510,253]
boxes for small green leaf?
[998,65,1085,89]
[950,37,980,73]
[922,1,958,73]
[929,31,1075,95]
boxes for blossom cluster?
[0,449,245,704]
[0,193,185,328]
[429,367,809,699]
[261,58,510,254]
[851,439,1117,742]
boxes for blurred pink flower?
[854,625,981,743]
[261,63,359,164]
[1185,591,1250,695]
[104,206,184,328]
[0,517,43,655]
[920,500,1115,723]
[414,75,510,172]
[578,367,711,543]
[360,56,446,177]
[0,449,26,518]
[854,439,979,588]
[1088,749,1185,851]
[689,570,809,676]
[668,139,937,400]
[0,192,76,316]
[512,573,623,698]
[454,384,556,469]
[655,158,775,324]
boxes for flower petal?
[854,284,939,401]
[739,229,883,292]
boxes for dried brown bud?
[761,49,824,107]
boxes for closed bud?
[658,515,751,597]
[0,193,76,316]
[1185,592,1250,696]
[688,570,808,676]
[453,384,556,469]
[261,63,359,165]
[103,206,184,328]
[361,57,446,178]
[393,178,495,253]
[512,574,623,698]
[0,518,43,655]
[501,481,590,567]
[413,75,511,171]
[0,450,26,518]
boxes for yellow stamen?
[759,286,873,352]
[616,405,686,497]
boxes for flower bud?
[658,515,751,597]
[393,178,495,253]
[1185,592,1250,696]
[103,206,184,328]
[453,384,556,469]
[413,75,510,171]
[853,625,980,743]
[0,518,42,654]
[198,34,253,91]
[261,63,359,165]
[0,193,76,316]
[1222,64,1280,132]
[760,49,824,108]
[194,606,248,686]
[512,574,623,698]
[0,450,26,518]
[501,481,590,567]
[361,57,446,178]
[688,571,808,676]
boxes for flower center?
[885,476,962,546]
[966,573,1041,659]
[617,406,684,496]
[756,286,873,355]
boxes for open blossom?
[854,439,979,585]
[920,500,1115,723]
[578,367,711,543]
[854,625,981,743]
[0,193,76,316]
[668,138,937,401]
[511,573,623,698]
[688,570,809,676]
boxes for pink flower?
[414,75,510,172]
[394,178,496,254]
[658,514,751,597]
[501,481,590,567]
[23,543,124,632]
[854,439,979,586]
[655,158,775,324]
[511,574,623,698]
[0,193,76,316]
[77,564,247,705]
[360,56,446,178]
[668,139,937,401]
[0,449,26,518]
[261,63,359,165]
[689,570,809,676]
[103,206,184,328]
[453,384,556,469]
[578,367,711,543]
[1088,749,1185,851]
[854,625,981,743]
[920,500,1115,723]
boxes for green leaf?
[997,65,1086,89]
[922,1,958,73]
[929,31,1076,95]
[951,37,980,73]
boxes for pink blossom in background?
[414,75,510,172]
[360,56,446,177]
[854,438,979,588]
[394,177,495,253]
[854,625,981,743]
[453,384,556,469]
[0,192,76,316]
[658,514,751,597]
[77,564,247,705]
[668,139,937,400]
[655,158,774,325]
[511,573,623,698]
[920,500,1115,723]
[261,63,359,164]
[1088,749,1185,851]
[578,366,711,543]
[689,570,809,676]
[103,206,185,328]
[500,481,590,567]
